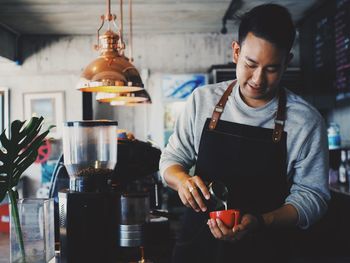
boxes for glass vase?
[10,198,55,263]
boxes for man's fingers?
[208,219,224,238]
[231,224,248,241]
[179,176,209,212]
[183,187,200,211]
[178,193,190,208]
[190,187,207,212]
[232,223,245,234]
[189,176,208,211]
[208,220,220,238]
[207,217,252,242]
[185,181,204,212]
[216,219,233,237]
[193,177,210,200]
[188,198,200,211]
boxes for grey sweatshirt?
[159,80,330,229]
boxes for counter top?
[329,183,350,197]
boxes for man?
[160,4,330,263]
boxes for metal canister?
[119,192,150,225]
[118,192,150,247]
[118,224,144,247]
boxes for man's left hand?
[207,214,260,242]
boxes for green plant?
[0,116,54,263]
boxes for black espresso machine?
[49,120,162,263]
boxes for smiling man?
[160,4,330,263]
[234,32,293,107]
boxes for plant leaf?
[12,150,40,187]
[0,116,53,203]
[10,120,25,140]
[18,117,44,148]
[12,130,51,186]
[0,149,7,161]
[0,130,11,150]
[0,174,8,202]
[14,130,50,168]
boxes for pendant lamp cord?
[106,0,111,20]
[129,0,134,62]
[119,0,124,50]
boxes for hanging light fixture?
[96,89,152,106]
[92,0,152,105]
[77,0,144,93]
[110,99,151,106]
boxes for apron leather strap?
[209,80,287,143]
[209,80,237,130]
[272,88,286,143]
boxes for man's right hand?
[177,175,210,212]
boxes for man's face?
[232,32,292,107]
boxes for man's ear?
[232,41,240,64]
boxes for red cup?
[209,209,241,228]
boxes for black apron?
[172,81,293,263]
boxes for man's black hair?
[238,4,296,52]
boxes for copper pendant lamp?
[77,0,144,93]
[96,89,152,106]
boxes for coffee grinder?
[58,120,119,263]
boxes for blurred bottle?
[329,168,339,185]
[338,150,348,185]
[327,123,341,150]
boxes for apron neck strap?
[272,87,286,143]
[208,80,287,143]
[209,80,237,130]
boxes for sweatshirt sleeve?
[159,92,198,185]
[285,118,330,229]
